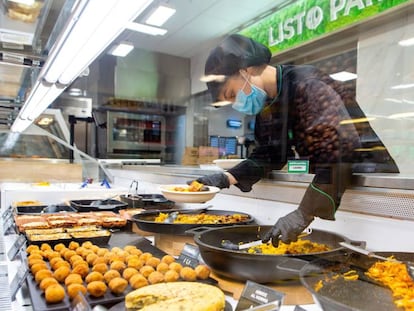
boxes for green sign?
[239,0,410,54]
[287,159,309,173]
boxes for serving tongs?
[222,228,313,251]
[125,180,142,200]
[340,242,414,281]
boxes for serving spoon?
[340,242,414,281]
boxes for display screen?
[210,136,237,155]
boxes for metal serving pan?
[300,251,414,310]
[131,209,255,235]
[193,225,353,283]
[119,194,175,209]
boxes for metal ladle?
[340,242,414,281]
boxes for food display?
[25,239,214,310]
[125,281,225,311]
[171,180,206,192]
[153,211,251,224]
[159,183,220,203]
[15,211,127,232]
[246,239,331,255]
[366,260,414,310]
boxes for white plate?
[213,159,244,169]
[159,184,220,203]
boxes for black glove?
[189,173,230,189]
[227,159,264,192]
[262,181,337,246]
[262,209,314,246]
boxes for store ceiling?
[0,0,289,128]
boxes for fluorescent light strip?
[126,22,167,35]
[399,37,414,46]
[42,0,153,85]
[391,83,414,90]
[389,112,414,119]
[12,82,65,132]
[329,71,357,81]
[110,42,134,57]
[8,0,35,5]
[145,5,176,27]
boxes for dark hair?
[205,34,271,101]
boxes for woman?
[194,34,398,246]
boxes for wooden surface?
[0,160,82,182]
[211,272,315,305]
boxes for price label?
[8,235,26,261]
[10,264,29,301]
[178,243,200,268]
[235,280,285,311]
[294,306,307,311]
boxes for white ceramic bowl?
[213,159,244,170]
[159,184,220,203]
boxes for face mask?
[233,76,267,115]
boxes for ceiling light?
[11,0,153,133]
[329,71,357,81]
[398,37,414,46]
[110,42,134,57]
[42,0,153,85]
[7,0,35,5]
[200,74,227,82]
[126,22,167,35]
[391,83,414,90]
[340,117,376,125]
[145,5,176,27]
[389,112,414,119]
[211,101,232,107]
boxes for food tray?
[16,204,76,215]
[70,199,128,213]
[119,194,175,209]
[26,233,217,311]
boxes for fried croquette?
[108,277,128,295]
[68,241,80,250]
[127,257,144,270]
[122,267,139,281]
[139,265,155,278]
[26,244,40,254]
[161,254,175,264]
[168,262,183,273]
[85,271,104,284]
[64,273,83,287]
[39,277,58,291]
[145,256,161,268]
[195,265,211,280]
[71,262,89,278]
[148,271,164,284]
[104,269,121,284]
[110,260,126,273]
[67,283,87,300]
[164,269,180,282]
[180,266,197,281]
[92,262,108,274]
[35,269,53,284]
[53,266,71,283]
[156,262,169,274]
[31,262,48,275]
[129,273,148,289]
[45,284,65,303]
[87,281,107,297]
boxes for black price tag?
[10,264,29,301]
[294,306,307,311]
[235,280,285,311]
[177,243,200,268]
[8,235,26,261]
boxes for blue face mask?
[232,77,267,115]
